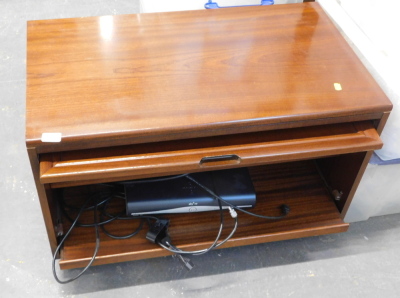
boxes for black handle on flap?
[199,154,241,167]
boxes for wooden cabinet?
[26,3,392,270]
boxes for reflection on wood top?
[26,3,391,151]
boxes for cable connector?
[281,204,290,215]
[173,254,195,271]
[146,219,170,244]
[228,207,237,218]
[160,235,195,271]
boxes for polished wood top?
[26,3,392,152]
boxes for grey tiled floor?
[1,1,400,297]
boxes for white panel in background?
[140,0,302,13]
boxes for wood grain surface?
[59,160,348,269]
[26,3,392,152]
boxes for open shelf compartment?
[58,160,348,270]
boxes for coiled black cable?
[53,190,158,284]
[52,193,101,284]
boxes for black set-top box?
[124,167,256,216]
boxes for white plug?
[229,207,237,218]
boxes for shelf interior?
[58,159,348,270]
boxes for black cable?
[98,194,161,239]
[52,194,100,284]
[185,174,290,220]
[60,191,157,237]
[61,208,118,227]
[158,215,239,255]
[111,174,189,185]
[99,197,145,239]
[156,183,240,256]
[158,191,227,255]
[59,193,119,227]
[100,218,145,239]
[60,194,112,211]
[54,189,158,283]
[156,170,289,256]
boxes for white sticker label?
[41,133,62,143]
[334,83,342,91]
